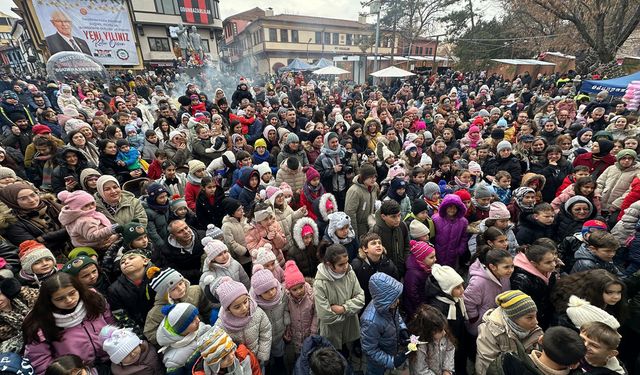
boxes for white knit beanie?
[409,220,430,239]
[202,238,228,264]
[566,295,620,329]
[431,264,464,295]
[100,325,142,364]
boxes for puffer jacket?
[274,203,305,255]
[95,190,148,226]
[106,267,156,331]
[156,321,209,372]
[314,263,365,348]
[409,336,456,375]
[214,305,273,362]
[275,160,306,193]
[431,194,468,268]
[293,335,352,375]
[286,283,318,352]
[244,221,286,266]
[221,215,252,266]
[511,253,557,329]
[144,285,213,346]
[199,259,251,298]
[475,307,543,375]
[288,217,320,277]
[612,199,640,245]
[255,287,290,346]
[58,206,115,249]
[403,254,430,320]
[468,219,518,256]
[25,308,114,375]
[515,213,556,245]
[554,198,601,243]
[596,162,640,211]
[142,201,170,249]
[605,122,639,141]
[360,273,406,370]
[344,175,380,239]
[463,259,511,336]
[571,245,623,276]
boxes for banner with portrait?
[33,0,139,66]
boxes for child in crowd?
[450,169,473,192]
[404,240,436,319]
[507,187,536,226]
[194,325,262,375]
[405,199,436,241]
[351,232,400,306]
[199,237,251,298]
[236,168,261,211]
[214,276,273,364]
[288,217,321,278]
[299,167,326,221]
[156,303,210,374]
[17,240,58,287]
[144,267,212,346]
[555,164,591,197]
[425,264,468,374]
[312,193,338,239]
[283,260,318,355]
[492,170,512,205]
[521,173,547,203]
[58,190,120,250]
[468,183,493,222]
[250,264,290,373]
[322,211,360,261]
[422,181,441,216]
[255,161,276,188]
[100,325,163,375]
[406,166,426,201]
[475,290,543,374]
[468,202,519,255]
[276,157,306,194]
[314,244,365,356]
[169,195,196,225]
[383,177,412,219]
[232,153,253,184]
[432,194,469,269]
[407,305,456,375]
[552,176,600,214]
[464,232,513,336]
[158,160,187,197]
[194,176,225,229]
[142,131,161,163]
[116,139,143,173]
[572,230,623,275]
[245,203,286,267]
[267,186,307,256]
[252,139,276,170]
[125,123,144,150]
[61,255,110,296]
[516,203,556,245]
[253,245,284,282]
[360,272,407,374]
[371,200,411,276]
[185,160,209,211]
[578,321,626,374]
[23,273,114,374]
[102,220,154,277]
[221,198,253,275]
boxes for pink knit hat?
[201,237,228,264]
[283,260,305,289]
[409,240,435,263]
[215,276,248,309]
[279,182,293,196]
[301,224,314,238]
[387,164,405,180]
[489,202,511,220]
[58,190,95,211]
[468,125,480,134]
[251,264,279,295]
[306,167,320,182]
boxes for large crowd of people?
[0,67,638,375]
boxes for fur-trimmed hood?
[314,193,337,221]
[292,217,319,249]
[520,172,546,190]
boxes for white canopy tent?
[313,66,350,75]
[370,66,416,77]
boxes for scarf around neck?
[250,284,284,310]
[435,295,468,320]
[53,300,87,328]
[321,144,346,160]
[505,312,533,339]
[220,297,258,332]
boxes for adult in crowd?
[94,175,147,226]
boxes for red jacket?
[572,152,615,179]
[147,159,163,180]
[555,175,574,197]
[618,177,640,220]
[184,181,201,211]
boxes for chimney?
[265,7,274,17]
[358,14,367,24]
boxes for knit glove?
[393,352,407,368]
[112,224,124,234]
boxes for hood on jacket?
[468,259,503,287]
[438,194,467,219]
[520,172,546,190]
[57,146,89,168]
[574,244,598,264]
[79,168,101,190]
[369,273,403,313]
[238,167,259,187]
[315,262,348,282]
[314,193,338,221]
[293,217,319,249]
[156,320,206,347]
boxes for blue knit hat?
[161,303,199,335]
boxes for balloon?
[46,51,109,83]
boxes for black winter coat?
[286,245,320,278]
[515,214,556,245]
[106,269,156,330]
[51,148,95,194]
[351,255,399,306]
[533,160,573,203]
[424,275,467,342]
[483,155,523,187]
[195,189,226,229]
[159,228,206,284]
[554,205,601,244]
[510,267,557,330]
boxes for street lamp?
[306,38,312,63]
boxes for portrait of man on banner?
[45,10,92,55]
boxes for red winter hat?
[409,240,435,263]
[472,116,485,126]
[306,167,320,182]
[32,124,51,135]
[283,260,305,289]
[454,189,471,202]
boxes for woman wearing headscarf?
[94,175,148,226]
[572,140,616,179]
[0,182,69,253]
[97,139,134,184]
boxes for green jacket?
[95,190,148,226]
[344,175,380,239]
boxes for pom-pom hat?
[251,264,279,295]
[566,295,620,329]
[147,267,188,299]
[215,276,249,309]
[19,240,55,275]
[198,325,237,367]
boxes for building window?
[269,28,277,42]
[332,33,339,45]
[148,37,171,52]
[428,47,433,55]
[154,0,179,15]
[324,32,330,45]
[291,30,299,43]
[202,39,210,53]
[346,34,352,45]
[315,31,321,44]
[280,29,288,42]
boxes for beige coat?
[221,214,252,265]
[274,204,305,255]
[596,162,640,211]
[275,160,305,193]
[94,190,148,226]
[475,307,543,375]
[344,175,380,239]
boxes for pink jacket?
[286,282,318,352]
[245,222,286,266]
[463,259,510,336]
[58,207,115,248]
[551,184,601,214]
[25,310,114,375]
